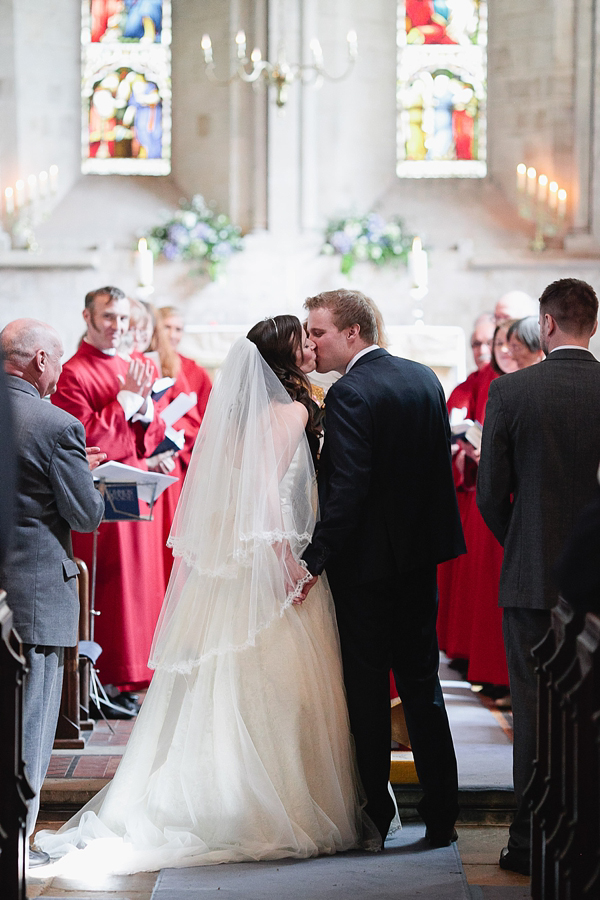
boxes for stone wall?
[0,0,599,366]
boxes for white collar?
[345,345,380,373]
[550,345,590,353]
[84,337,117,356]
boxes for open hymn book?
[449,407,483,452]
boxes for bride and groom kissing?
[37,289,465,874]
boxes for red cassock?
[437,364,509,687]
[153,354,211,579]
[52,341,169,689]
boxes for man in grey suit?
[0,319,105,866]
[477,278,600,876]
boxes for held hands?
[296,575,317,603]
[86,446,107,471]
[117,358,154,415]
[273,540,317,605]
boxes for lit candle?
[38,171,48,198]
[235,30,246,59]
[27,174,37,203]
[251,47,262,63]
[409,236,428,290]
[310,38,323,64]
[526,167,537,197]
[49,165,58,193]
[537,174,548,203]
[138,237,154,287]
[201,34,213,63]
[548,181,558,210]
[347,29,358,58]
[5,187,14,216]
[557,189,567,219]
[516,163,527,193]
[15,180,25,208]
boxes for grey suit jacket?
[0,376,105,646]
[476,349,600,610]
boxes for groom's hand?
[298,575,318,601]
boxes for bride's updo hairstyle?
[247,315,319,436]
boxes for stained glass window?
[81,1,171,175]
[397,0,487,178]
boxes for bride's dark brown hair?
[246,315,320,436]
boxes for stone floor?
[27,657,530,899]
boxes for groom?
[301,289,465,847]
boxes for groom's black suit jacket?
[303,348,465,584]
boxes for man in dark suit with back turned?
[301,289,465,849]
[477,278,600,876]
[0,319,105,867]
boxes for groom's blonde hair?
[304,289,379,345]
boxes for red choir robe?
[437,364,509,687]
[437,368,482,657]
[153,354,210,579]
[52,340,169,689]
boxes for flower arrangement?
[145,195,243,280]
[321,212,414,276]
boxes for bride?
[37,315,381,875]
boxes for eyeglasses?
[471,339,493,349]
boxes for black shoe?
[425,826,458,848]
[89,697,136,720]
[28,847,50,868]
[499,846,530,876]
[113,692,140,714]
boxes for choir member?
[148,306,211,576]
[52,286,169,697]
[507,316,544,369]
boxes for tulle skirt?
[37,575,372,875]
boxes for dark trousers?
[502,608,551,860]
[328,564,459,839]
[22,645,64,837]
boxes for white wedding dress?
[37,338,376,876]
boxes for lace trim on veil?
[149,562,314,675]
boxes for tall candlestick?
[27,174,37,203]
[516,163,526,193]
[409,236,428,290]
[15,180,25,208]
[5,187,14,216]
[537,174,548,203]
[526,167,537,197]
[557,189,567,219]
[49,165,58,193]
[138,237,154,287]
[548,181,558,210]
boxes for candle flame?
[526,167,536,180]
[517,163,526,174]
[549,181,558,192]
[138,238,147,252]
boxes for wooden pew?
[0,591,32,900]
[530,606,600,898]
[53,558,92,749]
